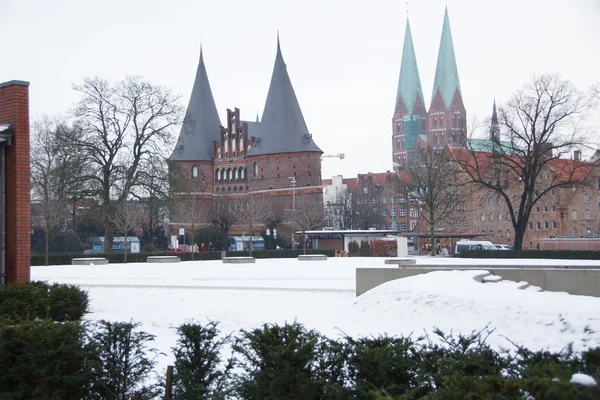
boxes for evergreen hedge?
[0,281,88,322]
[462,249,600,259]
[0,319,89,399]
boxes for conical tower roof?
[396,18,425,114]
[169,48,222,161]
[247,36,321,157]
[431,7,462,109]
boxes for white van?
[454,240,496,257]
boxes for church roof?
[431,7,462,109]
[246,36,322,157]
[169,48,222,162]
[396,18,425,114]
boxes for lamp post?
[289,175,296,212]
[289,176,297,249]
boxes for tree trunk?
[124,236,128,264]
[513,224,526,250]
[303,231,307,255]
[45,229,49,266]
[104,224,114,254]
[429,223,436,257]
[190,225,195,261]
[249,231,253,257]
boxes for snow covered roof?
[0,124,10,132]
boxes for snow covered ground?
[32,256,600,372]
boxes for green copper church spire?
[431,7,462,109]
[396,17,424,114]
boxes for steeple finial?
[199,43,203,63]
[276,30,281,55]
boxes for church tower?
[392,17,427,171]
[428,7,466,148]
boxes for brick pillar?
[0,80,31,284]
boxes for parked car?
[495,244,512,250]
[454,240,496,257]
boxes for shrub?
[370,240,397,257]
[0,281,49,321]
[346,335,420,399]
[232,322,329,399]
[0,281,88,322]
[360,240,371,256]
[0,319,89,399]
[86,320,161,400]
[172,321,233,399]
[47,283,89,321]
[348,240,360,255]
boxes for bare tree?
[73,76,183,254]
[262,197,286,248]
[454,74,592,249]
[352,187,381,230]
[231,196,272,256]
[403,145,461,256]
[110,200,141,263]
[30,116,86,264]
[211,199,236,251]
[170,185,212,260]
[289,194,325,254]
[327,188,355,230]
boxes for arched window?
[506,230,511,240]
[253,162,258,177]
[191,166,199,178]
[480,213,485,221]
[224,140,229,157]
[227,168,232,182]
[498,229,502,239]
[232,167,238,181]
[489,213,494,222]
[489,230,494,240]
[497,213,502,221]
[585,193,591,202]
[215,168,220,182]
[572,210,578,220]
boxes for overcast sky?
[1,0,599,179]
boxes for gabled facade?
[167,39,324,240]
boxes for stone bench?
[384,258,417,266]
[222,257,255,264]
[147,256,180,263]
[72,257,108,265]
[298,254,328,261]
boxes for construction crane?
[321,153,345,160]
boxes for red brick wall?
[0,81,31,284]
[246,152,322,191]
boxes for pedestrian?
[201,243,207,252]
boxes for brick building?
[168,38,324,240]
[0,80,31,284]
[393,8,467,170]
